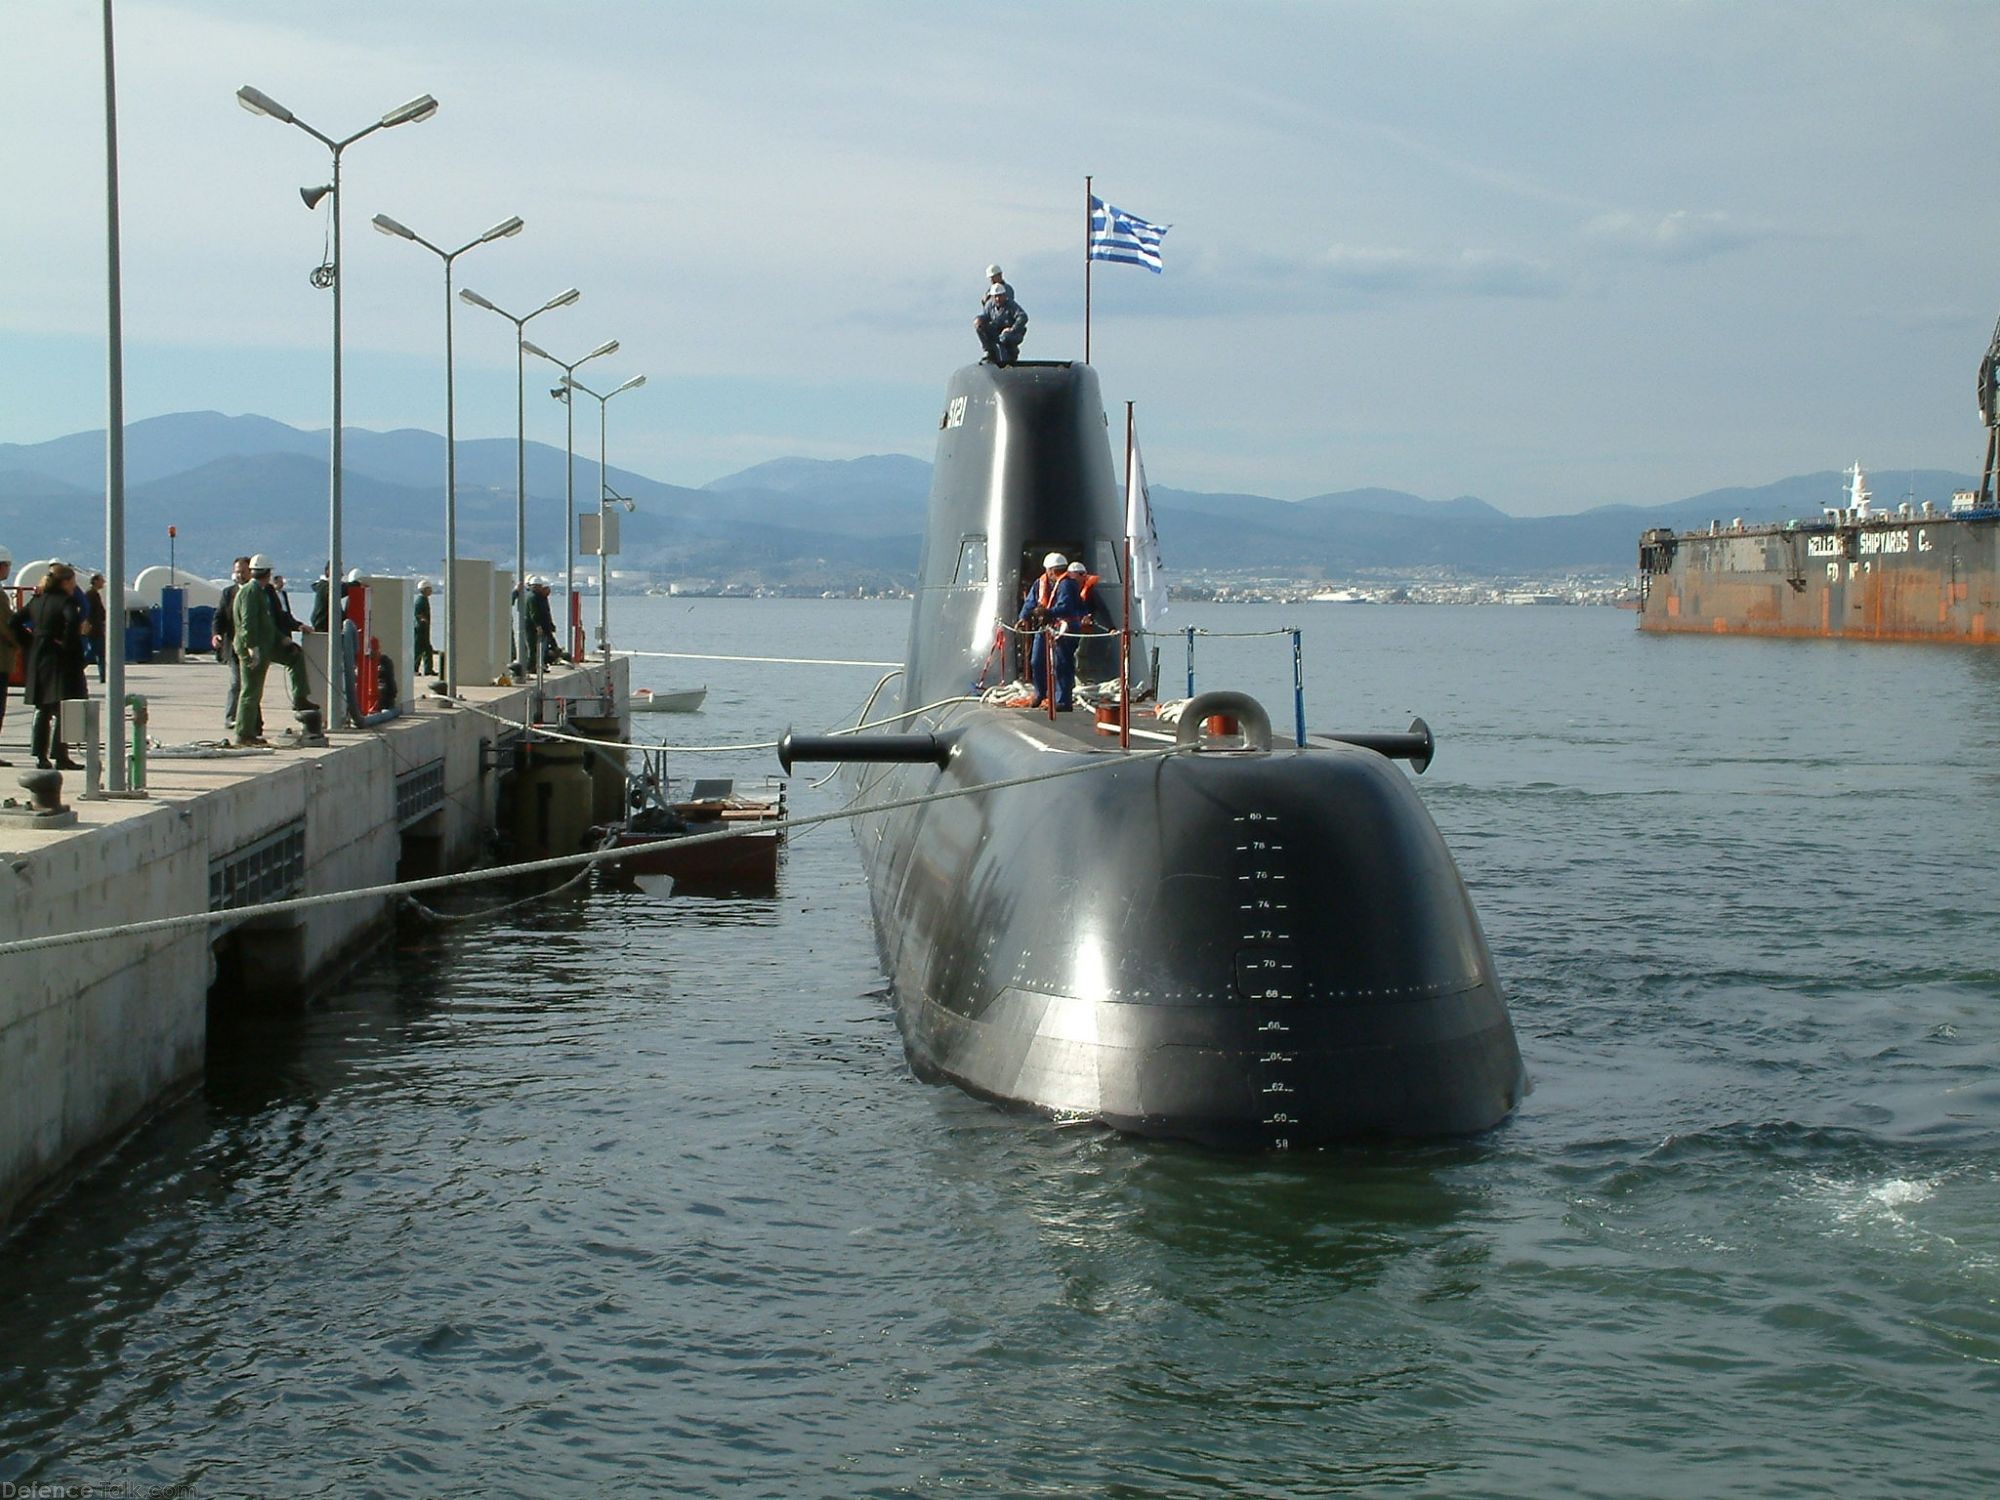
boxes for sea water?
[3,599,1997,1497]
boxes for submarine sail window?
[953,535,988,585]
[1092,540,1123,584]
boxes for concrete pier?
[0,652,628,1231]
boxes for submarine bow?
[823,360,1524,1148]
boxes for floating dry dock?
[1638,465,2000,643]
[0,655,627,1231]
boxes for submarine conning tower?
[903,362,1129,709]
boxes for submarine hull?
[849,711,1523,1148]
[834,359,1522,1147]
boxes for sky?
[5,0,1999,515]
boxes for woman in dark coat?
[85,573,108,682]
[25,563,87,770]
[0,548,21,751]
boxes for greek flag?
[1090,196,1169,274]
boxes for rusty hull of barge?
[1637,510,2000,643]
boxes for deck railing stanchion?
[1291,627,1306,746]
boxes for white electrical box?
[580,511,621,557]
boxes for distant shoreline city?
[0,410,1969,606]
[639,569,1632,605]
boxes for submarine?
[781,360,1524,1148]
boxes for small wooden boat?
[630,686,707,713]
[597,777,785,890]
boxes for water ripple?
[6,603,2000,1494]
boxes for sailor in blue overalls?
[1018,553,1085,708]
[976,268,1029,367]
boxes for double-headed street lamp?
[371,212,524,697]
[522,337,618,657]
[562,373,646,661]
[458,286,579,672]
[237,83,437,728]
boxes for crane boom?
[1980,316,2000,507]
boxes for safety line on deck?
[1169,627,1301,638]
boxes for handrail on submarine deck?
[993,618,1310,746]
[1168,624,1308,747]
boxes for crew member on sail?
[975,272,1029,367]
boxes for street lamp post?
[102,0,131,792]
[522,338,618,662]
[236,83,438,728]
[458,286,579,674]
[371,212,524,698]
[564,373,646,662]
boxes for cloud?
[1316,244,1565,299]
[1581,210,1763,263]
[914,243,1567,326]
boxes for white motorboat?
[630,686,708,714]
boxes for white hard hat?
[0,546,11,566]
[1067,561,1087,574]
[344,567,362,582]
[530,574,548,587]
[1043,552,1067,570]
[986,264,1003,278]
[416,577,432,590]
[249,554,272,572]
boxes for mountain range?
[0,412,1974,584]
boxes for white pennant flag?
[1126,431,1168,634]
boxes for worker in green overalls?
[233,554,317,746]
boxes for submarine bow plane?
[782,360,1524,1149]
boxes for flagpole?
[1084,174,1093,365]
[1120,400,1133,750]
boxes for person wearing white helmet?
[1065,558,1114,631]
[310,562,357,634]
[413,578,436,676]
[0,545,19,757]
[522,575,564,671]
[1015,551,1086,708]
[974,265,1028,367]
[232,555,318,746]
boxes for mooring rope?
[0,740,1193,959]
[809,672,905,789]
[447,691,976,758]
[618,649,900,669]
[401,831,611,925]
[451,697,782,755]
